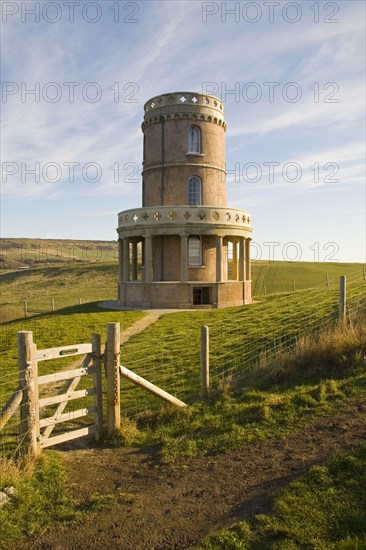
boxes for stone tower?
[117,91,252,308]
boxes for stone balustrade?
[118,206,252,230]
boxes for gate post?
[92,333,104,441]
[17,331,40,457]
[106,322,121,436]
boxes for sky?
[1,0,365,262]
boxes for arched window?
[188,126,201,154]
[188,236,202,266]
[188,176,202,205]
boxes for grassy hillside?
[0,263,118,322]
[0,238,117,269]
[252,260,363,294]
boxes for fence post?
[292,280,296,292]
[201,325,210,399]
[17,331,40,457]
[51,298,55,311]
[24,300,28,318]
[92,333,104,441]
[339,275,346,323]
[326,273,329,287]
[106,322,121,436]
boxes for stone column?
[122,238,129,282]
[180,235,188,283]
[131,240,138,281]
[239,238,245,281]
[216,236,223,282]
[232,239,238,280]
[245,238,251,281]
[144,235,153,282]
[118,239,123,282]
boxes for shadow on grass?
[1,302,109,326]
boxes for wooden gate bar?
[34,343,92,361]
[39,406,96,429]
[0,388,23,431]
[38,387,94,409]
[38,364,93,385]
[40,425,96,449]
[119,365,187,408]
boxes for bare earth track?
[20,400,366,550]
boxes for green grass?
[194,445,366,549]
[0,303,144,387]
[0,452,75,544]
[0,263,118,322]
[252,260,362,295]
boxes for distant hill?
[0,238,117,269]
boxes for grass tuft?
[0,452,75,543]
[241,313,366,390]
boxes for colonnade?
[118,234,251,283]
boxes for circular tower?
[117,91,252,308]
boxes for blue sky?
[1,0,365,262]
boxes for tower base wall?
[118,281,252,309]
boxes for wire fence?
[0,293,118,323]
[120,270,365,419]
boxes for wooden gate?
[17,331,103,455]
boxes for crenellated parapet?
[141,92,227,131]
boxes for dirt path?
[20,400,366,550]
[119,311,166,344]
[98,304,192,344]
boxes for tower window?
[188,176,202,205]
[188,126,201,154]
[188,236,202,266]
